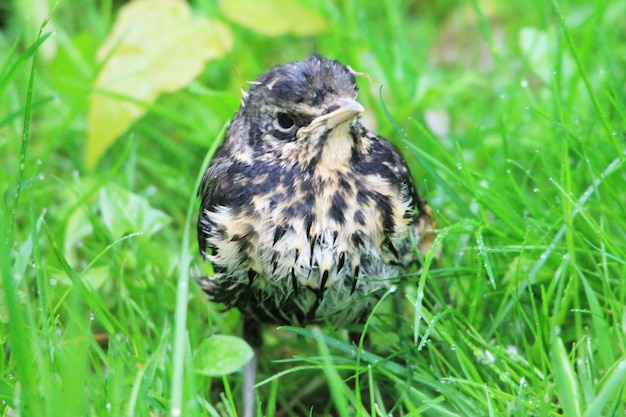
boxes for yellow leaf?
[87,0,233,168]
[221,0,328,36]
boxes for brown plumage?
[197,54,436,416]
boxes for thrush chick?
[197,54,436,416]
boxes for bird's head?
[231,54,365,170]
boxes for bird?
[197,54,437,417]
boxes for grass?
[1,0,625,416]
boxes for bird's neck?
[317,122,353,173]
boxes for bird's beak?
[313,97,364,129]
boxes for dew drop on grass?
[456,163,462,170]
[450,344,456,351]
[145,185,157,196]
[533,187,539,193]
[171,408,181,417]
[49,278,57,286]
[520,79,528,88]
[106,404,111,409]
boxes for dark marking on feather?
[383,237,399,259]
[291,268,298,295]
[337,252,346,271]
[351,265,360,294]
[247,270,257,286]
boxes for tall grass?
[0,0,624,415]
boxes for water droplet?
[145,185,157,196]
[520,79,528,88]
[456,163,462,170]
[171,408,181,417]
[106,403,111,409]
[49,278,57,286]
[533,187,539,193]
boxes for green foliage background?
[1,0,625,416]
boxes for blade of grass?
[7,5,55,242]
[550,334,581,417]
[583,359,626,417]
[551,0,622,154]
[170,121,227,416]
[314,328,351,417]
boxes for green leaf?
[583,359,626,417]
[87,0,233,168]
[221,0,328,36]
[551,334,581,417]
[193,335,254,376]
[99,184,171,238]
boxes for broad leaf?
[221,0,328,36]
[87,0,233,168]
[193,335,254,376]
[99,184,171,238]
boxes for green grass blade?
[551,334,581,417]
[170,122,227,416]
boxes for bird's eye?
[276,112,295,130]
